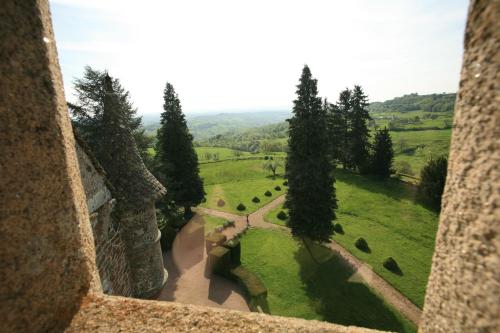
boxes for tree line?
[285,65,446,256]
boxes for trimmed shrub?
[274,186,281,191]
[223,239,241,266]
[383,257,401,274]
[217,198,225,207]
[230,266,268,311]
[252,196,260,203]
[355,237,370,252]
[277,210,287,220]
[264,190,272,197]
[333,223,344,234]
[208,246,232,277]
[283,181,288,186]
[237,203,246,211]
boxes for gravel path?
[196,195,422,325]
[157,213,249,312]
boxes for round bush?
[333,223,344,234]
[383,257,400,272]
[252,196,260,203]
[274,186,281,191]
[236,203,246,211]
[283,181,288,186]
[355,237,369,252]
[277,211,287,220]
[264,190,272,197]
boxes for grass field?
[391,129,451,175]
[196,146,251,161]
[264,169,439,308]
[200,159,286,214]
[240,228,416,333]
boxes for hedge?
[230,266,268,311]
[208,246,232,277]
[223,238,241,266]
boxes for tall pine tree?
[69,66,152,165]
[348,85,371,173]
[371,127,394,177]
[155,83,204,218]
[285,65,337,255]
[327,91,349,165]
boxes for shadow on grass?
[294,243,412,333]
[335,168,438,213]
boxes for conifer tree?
[155,83,204,218]
[326,95,346,165]
[371,127,394,177]
[69,66,151,164]
[285,65,337,256]
[419,156,448,208]
[348,85,371,172]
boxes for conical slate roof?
[75,130,166,209]
[102,130,166,209]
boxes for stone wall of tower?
[119,203,167,299]
[76,143,133,297]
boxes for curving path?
[197,194,423,325]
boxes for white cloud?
[50,0,468,114]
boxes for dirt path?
[157,213,249,312]
[196,194,422,325]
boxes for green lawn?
[240,228,416,333]
[264,169,439,308]
[391,129,451,175]
[200,159,286,214]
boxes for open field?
[265,169,439,308]
[200,159,286,214]
[196,146,251,161]
[240,228,416,333]
[391,129,451,175]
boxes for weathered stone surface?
[67,294,387,333]
[420,1,500,332]
[0,1,100,331]
[120,203,167,298]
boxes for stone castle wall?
[76,143,133,297]
[120,203,167,298]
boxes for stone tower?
[83,75,168,299]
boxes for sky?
[50,0,469,115]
